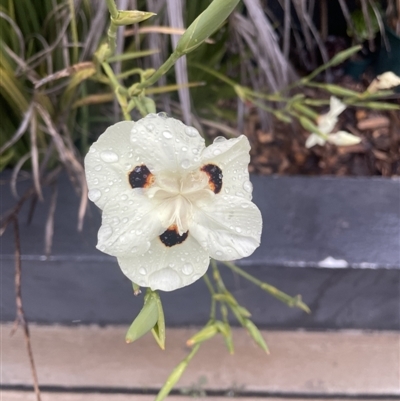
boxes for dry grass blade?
[0,103,34,155]
[167,0,191,124]
[126,26,215,43]
[34,62,94,88]
[199,118,242,138]
[11,218,42,401]
[0,11,25,59]
[44,184,58,256]
[11,152,32,199]
[29,110,43,201]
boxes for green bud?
[176,0,240,55]
[292,103,318,120]
[299,116,320,133]
[328,45,362,66]
[186,324,218,346]
[352,101,400,110]
[244,319,269,354]
[142,96,156,114]
[125,289,159,343]
[321,84,359,97]
[111,10,155,26]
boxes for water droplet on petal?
[88,189,101,202]
[157,112,168,118]
[139,267,147,275]
[181,146,188,152]
[215,250,223,257]
[181,159,190,169]
[192,148,199,154]
[241,203,249,208]
[94,165,102,171]
[235,227,242,233]
[243,180,253,192]
[147,124,154,131]
[100,150,119,163]
[148,268,182,291]
[121,194,128,201]
[89,147,96,153]
[131,246,138,253]
[163,130,172,139]
[214,136,227,143]
[184,126,199,137]
[182,263,193,275]
[213,149,221,156]
[98,224,113,242]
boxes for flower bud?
[175,0,240,55]
[367,71,400,93]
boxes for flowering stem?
[155,344,201,401]
[202,273,216,320]
[105,0,119,19]
[223,261,311,313]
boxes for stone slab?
[2,324,399,397]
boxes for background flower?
[85,114,262,291]
[306,97,361,148]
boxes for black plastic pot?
[376,23,400,75]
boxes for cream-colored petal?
[189,195,262,261]
[85,121,136,210]
[117,234,210,292]
[128,114,206,174]
[327,131,361,146]
[367,71,400,92]
[306,133,326,148]
[96,189,164,257]
[200,135,252,200]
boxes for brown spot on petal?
[129,165,154,188]
[201,164,223,194]
[159,225,188,247]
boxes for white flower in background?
[85,113,262,292]
[305,96,361,148]
[367,71,400,93]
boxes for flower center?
[147,169,214,235]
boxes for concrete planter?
[1,172,399,330]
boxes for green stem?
[203,273,216,320]
[105,0,119,19]
[68,0,79,64]
[133,52,180,93]
[223,261,311,313]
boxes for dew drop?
[112,217,120,225]
[215,250,223,257]
[157,112,168,118]
[121,194,128,201]
[148,268,182,291]
[181,146,188,152]
[122,217,129,223]
[163,130,172,139]
[139,267,147,275]
[182,263,193,275]
[89,147,96,153]
[235,227,242,233]
[94,165,102,171]
[213,149,221,156]
[184,126,199,137]
[181,159,190,169]
[243,180,253,192]
[100,150,119,163]
[241,202,249,208]
[214,136,227,143]
[136,229,142,235]
[192,148,199,154]
[88,189,101,202]
[131,246,138,253]
[147,124,154,131]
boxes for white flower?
[85,113,262,292]
[367,71,400,93]
[305,97,361,148]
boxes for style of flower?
[305,96,361,148]
[367,71,400,93]
[85,113,262,292]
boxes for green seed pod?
[125,290,159,343]
[175,0,240,55]
[111,10,155,26]
[186,323,218,346]
[244,319,269,354]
